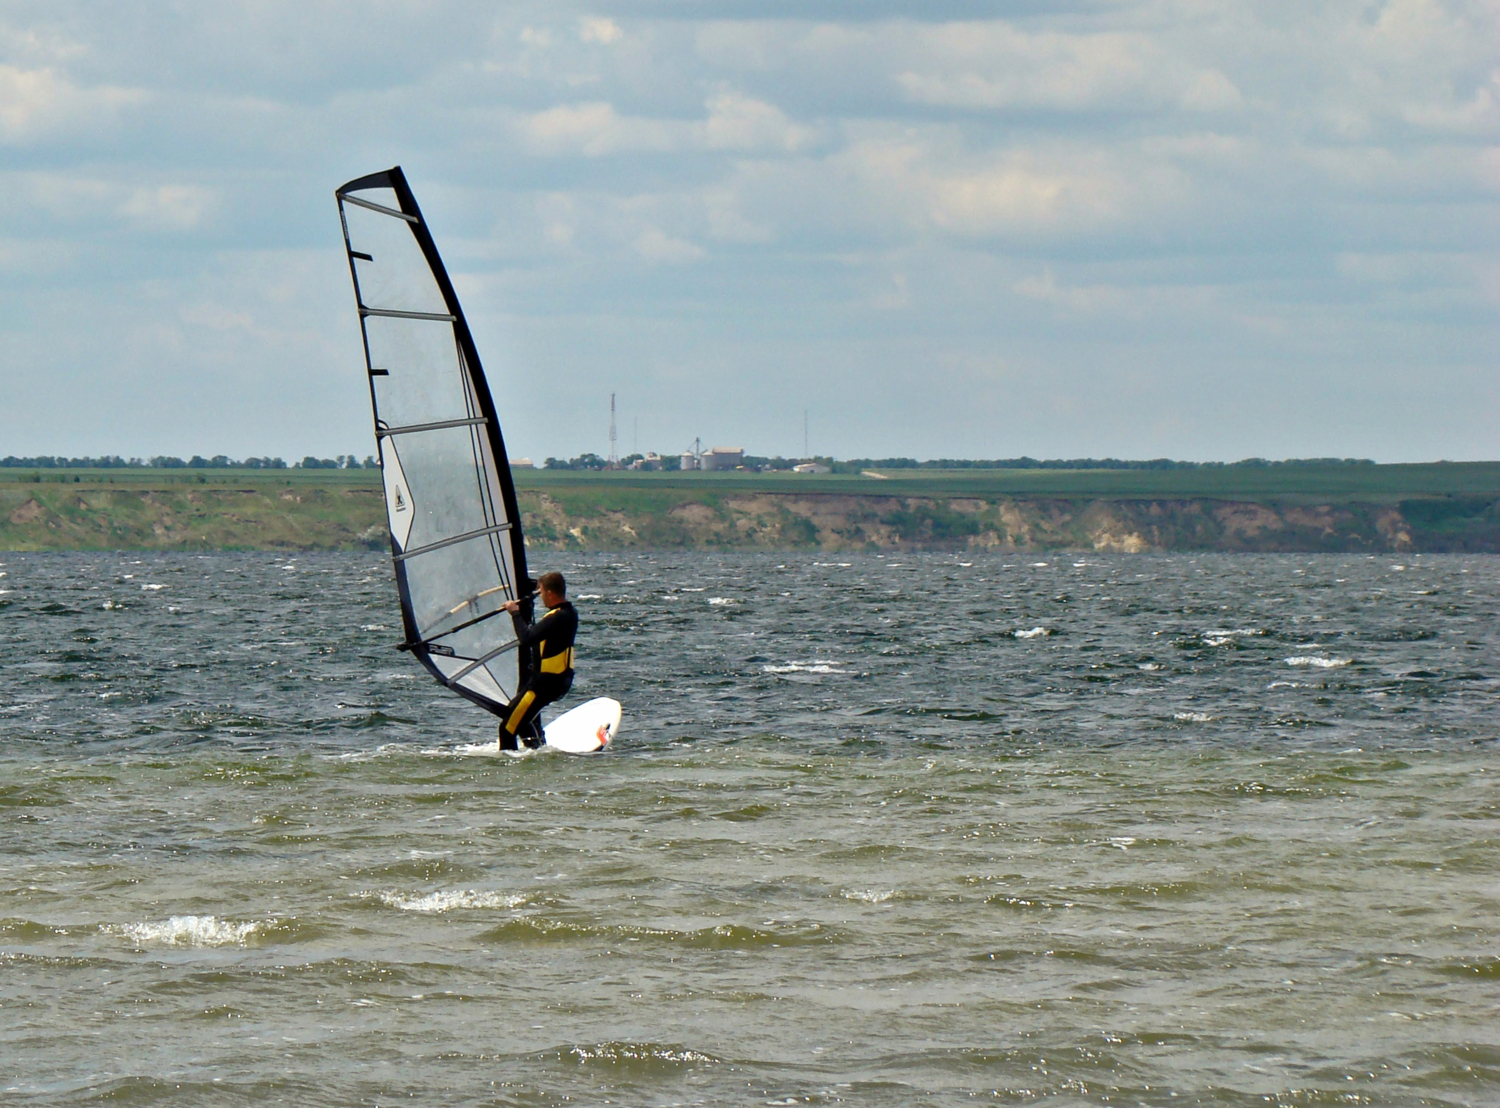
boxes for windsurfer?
[498,571,578,750]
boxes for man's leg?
[498,687,538,751]
[519,686,563,748]
[499,676,570,750]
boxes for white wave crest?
[377,889,529,913]
[1173,711,1213,722]
[763,661,847,674]
[707,597,738,606]
[841,888,895,903]
[1199,628,1263,647]
[111,915,259,947]
[1013,627,1050,639]
[1285,656,1351,668]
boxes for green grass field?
[512,462,1500,503]
[5,461,1500,503]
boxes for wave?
[560,1041,720,1068]
[107,914,260,947]
[375,889,529,913]
[479,917,840,948]
[1285,655,1352,668]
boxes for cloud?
[814,135,1184,242]
[0,64,145,141]
[893,25,1243,114]
[634,227,705,264]
[7,171,216,236]
[516,100,675,156]
[1012,269,1136,315]
[119,184,216,231]
[514,90,813,156]
[701,89,813,151]
[578,16,623,45]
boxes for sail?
[335,166,532,715]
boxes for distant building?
[508,457,535,469]
[628,452,662,471]
[792,462,830,474]
[700,447,744,472]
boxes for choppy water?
[1,551,1497,1106]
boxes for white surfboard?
[448,698,622,757]
[542,697,622,754]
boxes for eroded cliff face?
[514,492,1442,553]
[2,485,1495,552]
[0,486,388,551]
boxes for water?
[1,551,1497,1106]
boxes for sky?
[2,0,1497,464]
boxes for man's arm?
[504,600,552,648]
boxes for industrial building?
[679,443,744,471]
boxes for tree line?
[2,452,1380,473]
[825,456,1377,473]
[0,454,378,470]
[539,453,1378,472]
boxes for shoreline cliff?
[4,484,1499,553]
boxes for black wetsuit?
[499,600,578,749]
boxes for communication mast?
[608,393,618,468]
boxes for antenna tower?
[608,393,618,468]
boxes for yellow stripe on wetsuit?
[539,646,574,675]
[504,690,536,734]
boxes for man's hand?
[501,599,521,614]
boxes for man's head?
[537,571,566,607]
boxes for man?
[497,570,577,750]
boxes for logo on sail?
[380,441,416,549]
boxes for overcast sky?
[2,1,1497,463]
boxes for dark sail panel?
[336,167,531,715]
